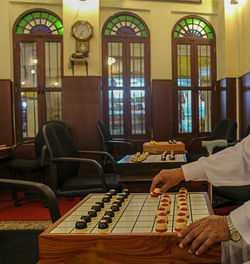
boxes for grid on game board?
[50,193,210,234]
[141,154,185,163]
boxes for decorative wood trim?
[239,72,250,138]
[0,80,13,146]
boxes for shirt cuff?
[181,160,208,182]
[230,202,250,245]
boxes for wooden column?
[62,76,102,151]
[152,80,173,140]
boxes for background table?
[116,154,187,192]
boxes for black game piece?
[112,201,122,207]
[105,192,112,198]
[122,189,130,195]
[110,205,120,212]
[80,214,91,223]
[104,209,115,218]
[75,220,87,229]
[109,189,117,196]
[102,215,112,224]
[91,204,101,212]
[96,201,104,208]
[98,220,109,230]
[121,192,128,199]
[102,195,111,203]
[116,196,125,203]
[88,209,97,218]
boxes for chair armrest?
[202,139,228,155]
[10,140,35,159]
[51,157,107,191]
[105,140,136,153]
[188,136,211,153]
[78,151,115,164]
[40,145,48,166]
[0,179,61,223]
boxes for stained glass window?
[174,17,214,39]
[15,11,63,35]
[104,14,148,36]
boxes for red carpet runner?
[0,195,81,221]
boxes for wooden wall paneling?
[225,78,236,122]
[217,78,236,122]
[62,76,102,151]
[152,80,173,140]
[217,79,226,121]
[239,72,250,137]
[0,79,13,146]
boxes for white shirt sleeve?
[230,201,250,245]
[181,134,250,186]
[181,135,250,244]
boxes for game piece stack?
[131,152,149,162]
[154,192,172,233]
[131,152,141,162]
[169,150,175,161]
[161,151,168,161]
[175,187,189,231]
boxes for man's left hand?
[177,215,230,255]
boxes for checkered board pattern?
[144,154,186,163]
[50,193,211,234]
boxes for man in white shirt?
[150,135,250,263]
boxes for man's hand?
[178,215,230,255]
[150,168,185,193]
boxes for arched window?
[13,9,63,140]
[172,16,216,135]
[15,10,63,34]
[102,13,150,138]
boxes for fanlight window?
[173,17,214,39]
[104,14,148,36]
[15,11,63,35]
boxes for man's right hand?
[150,168,185,193]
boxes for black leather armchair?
[97,120,136,161]
[42,121,121,198]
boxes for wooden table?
[39,192,220,264]
[116,154,187,192]
[143,141,185,154]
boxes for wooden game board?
[39,193,221,264]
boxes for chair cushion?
[7,158,45,172]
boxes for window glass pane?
[45,42,61,88]
[198,45,211,87]
[177,44,191,87]
[20,42,37,88]
[198,90,212,132]
[109,90,124,135]
[178,90,192,133]
[21,92,38,138]
[130,43,145,87]
[108,43,123,87]
[131,90,145,135]
[46,92,62,120]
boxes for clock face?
[72,21,93,41]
